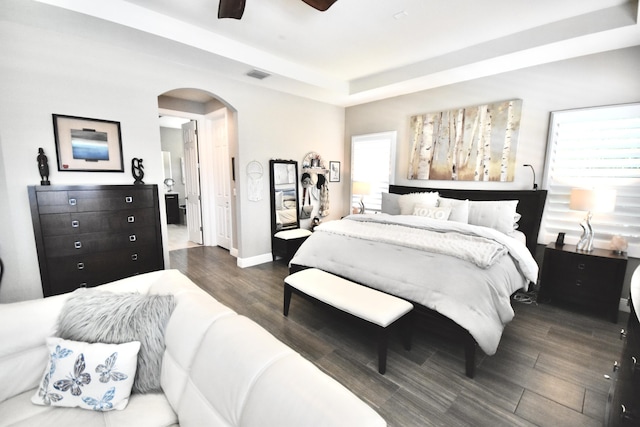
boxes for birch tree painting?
[408,99,522,181]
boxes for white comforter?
[290,214,539,355]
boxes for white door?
[211,111,232,250]
[182,120,203,244]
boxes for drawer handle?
[125,196,133,203]
[613,361,619,372]
[131,253,138,261]
[68,198,77,206]
[74,241,82,249]
[79,283,87,288]
[129,235,137,242]
[71,220,80,228]
[577,263,585,270]
[127,215,135,223]
[77,262,84,270]
[621,329,627,340]
[575,280,582,287]
[632,356,639,374]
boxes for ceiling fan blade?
[301,0,338,12]
[218,0,245,19]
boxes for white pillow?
[381,193,401,215]
[398,192,439,215]
[32,338,140,411]
[413,204,451,221]
[468,200,519,235]
[275,191,284,210]
[437,197,469,223]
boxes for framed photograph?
[52,114,124,172]
[329,161,340,182]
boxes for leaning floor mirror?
[270,159,301,234]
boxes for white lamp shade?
[352,181,371,196]
[569,188,616,212]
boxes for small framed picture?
[329,161,340,182]
[52,114,124,172]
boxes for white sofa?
[0,269,386,427]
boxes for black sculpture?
[131,158,145,185]
[37,147,50,185]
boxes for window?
[540,103,640,257]
[351,131,397,213]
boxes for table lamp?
[352,181,371,214]
[569,188,616,252]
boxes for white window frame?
[351,131,397,213]
[540,102,640,257]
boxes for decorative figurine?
[37,147,50,185]
[131,158,145,185]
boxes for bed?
[290,185,547,377]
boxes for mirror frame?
[269,159,301,238]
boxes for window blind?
[351,131,397,212]
[540,103,640,257]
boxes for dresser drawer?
[43,226,158,257]
[36,188,154,214]
[39,208,157,236]
[46,245,162,295]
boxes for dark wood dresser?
[605,298,640,426]
[539,243,628,322]
[28,185,164,297]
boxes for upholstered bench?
[272,228,313,262]
[283,268,413,374]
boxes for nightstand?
[539,243,627,322]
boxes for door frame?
[159,107,230,248]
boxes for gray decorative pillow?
[56,288,176,394]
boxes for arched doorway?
[157,88,238,254]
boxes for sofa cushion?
[56,289,176,394]
[31,338,139,411]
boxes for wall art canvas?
[52,114,124,172]
[408,99,522,182]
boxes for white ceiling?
[33,0,640,106]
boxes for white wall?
[0,1,346,302]
[346,46,640,193]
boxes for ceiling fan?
[218,0,337,19]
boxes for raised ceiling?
[32,0,640,106]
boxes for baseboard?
[237,252,273,268]
[620,298,630,313]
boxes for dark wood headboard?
[389,185,547,256]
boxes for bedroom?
[0,0,639,424]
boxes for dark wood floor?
[170,246,627,427]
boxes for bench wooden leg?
[401,313,412,351]
[377,327,388,374]
[283,283,293,316]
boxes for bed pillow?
[413,204,451,221]
[437,197,469,223]
[381,192,401,215]
[32,337,140,411]
[467,200,519,234]
[56,288,176,394]
[398,192,439,215]
[275,191,284,210]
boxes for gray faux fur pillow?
[56,288,176,394]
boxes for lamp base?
[576,212,594,252]
[358,199,365,214]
